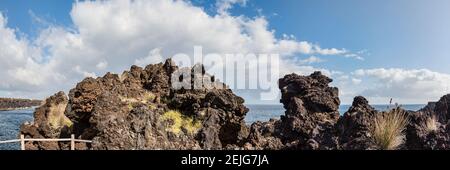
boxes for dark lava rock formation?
[20,92,71,150]
[246,72,340,150]
[18,59,450,150]
[20,59,248,150]
[337,96,378,150]
[245,72,450,150]
[0,98,41,111]
[406,95,450,150]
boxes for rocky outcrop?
[433,94,450,124]
[17,58,450,150]
[277,72,340,149]
[20,59,248,150]
[406,95,450,150]
[337,96,378,150]
[245,72,450,150]
[245,119,284,150]
[20,92,72,150]
[0,98,41,111]
[246,72,340,150]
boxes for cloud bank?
[352,68,450,104]
[0,0,448,104]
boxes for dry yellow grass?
[120,91,156,111]
[371,107,409,150]
[119,72,128,82]
[423,115,438,133]
[120,92,155,104]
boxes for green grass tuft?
[160,110,202,135]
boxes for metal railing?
[0,134,92,150]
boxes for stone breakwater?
[19,59,450,150]
[0,98,42,111]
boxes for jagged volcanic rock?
[246,71,340,150]
[20,59,248,150]
[20,91,73,150]
[278,72,340,149]
[406,94,450,150]
[17,57,450,150]
[337,96,378,150]
[279,72,340,114]
[245,119,284,150]
[434,94,450,124]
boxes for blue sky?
[1,0,450,104]
[2,0,450,73]
[0,0,73,38]
[220,0,450,74]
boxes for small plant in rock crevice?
[160,110,202,136]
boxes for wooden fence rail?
[0,134,92,150]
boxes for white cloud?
[315,47,347,55]
[73,65,97,78]
[298,56,325,64]
[351,78,362,85]
[134,48,164,67]
[344,53,364,60]
[0,0,366,102]
[351,68,450,104]
[216,0,248,15]
[0,13,64,96]
[96,61,108,70]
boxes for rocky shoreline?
[0,98,42,111]
[19,59,450,150]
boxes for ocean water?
[0,104,425,150]
[244,104,426,124]
[0,109,34,150]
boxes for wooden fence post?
[20,134,25,150]
[71,134,75,150]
